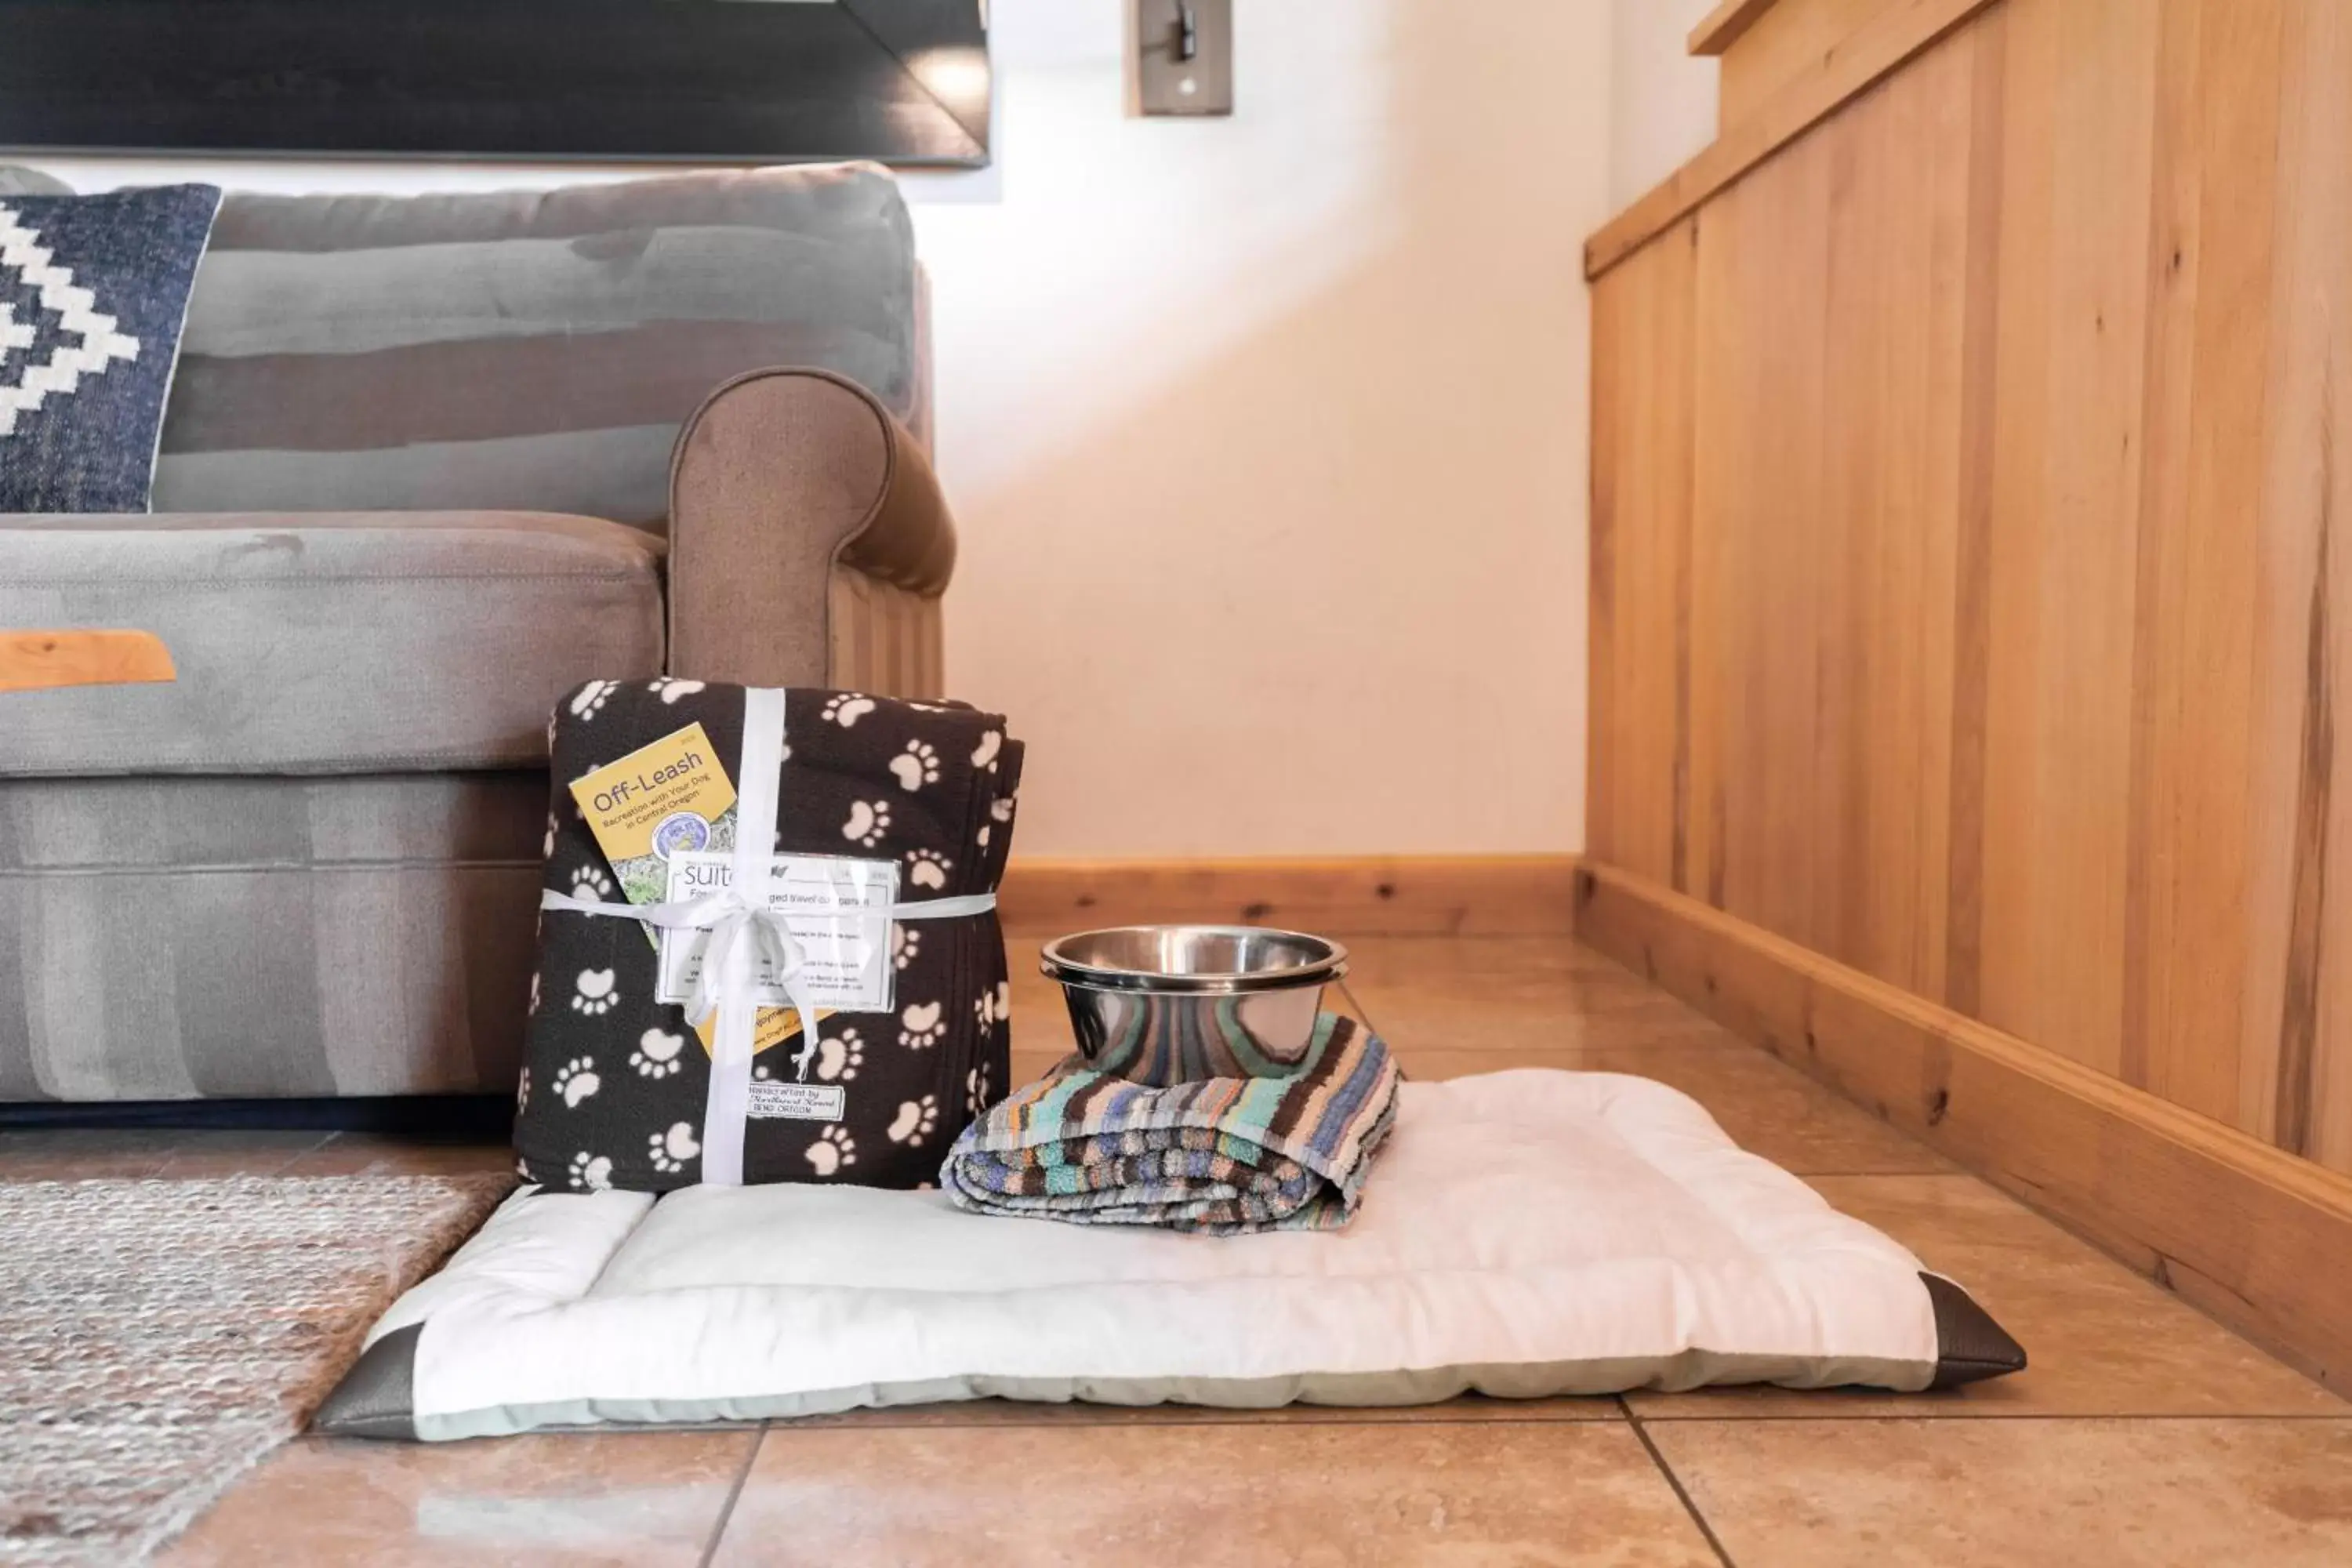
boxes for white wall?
[21,0,1617,858]
[1609,0,1719,209]
[914,0,1611,855]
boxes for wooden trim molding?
[1574,862,2352,1394]
[1688,0,1784,57]
[1586,0,1998,279]
[999,855,1577,938]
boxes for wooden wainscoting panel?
[1971,0,2165,1079]
[1588,216,1697,891]
[1702,132,1835,950]
[1575,862,2352,1392]
[2118,0,2286,1128]
[1586,0,1999,279]
[1589,0,2352,1168]
[1681,180,1743,916]
[1661,10,1990,987]
[997,857,1578,938]
[1717,0,1911,127]
[2251,0,2352,1168]
[1806,34,1978,997]
[1686,122,1824,939]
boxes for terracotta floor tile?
[1648,1417,2352,1567]
[160,1430,757,1567]
[1345,992,1750,1053]
[1632,1175,2345,1419]
[1344,935,1688,1002]
[1345,944,1736,1055]
[780,1392,1619,1429]
[0,1127,183,1181]
[1352,967,1667,1010]
[1006,932,1684,1054]
[1354,997,1747,1054]
[1007,1050,1073,1088]
[716,1421,1717,1566]
[1410,1046,1952,1175]
[96,931,2350,1562]
[1005,958,1075,1050]
[1345,940,1637,973]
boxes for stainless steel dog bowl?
[1039,926,1349,1086]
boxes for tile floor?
[9,935,2351,1565]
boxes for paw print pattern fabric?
[515,683,1022,1192]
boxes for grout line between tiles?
[1621,1397,1737,1568]
[786,1408,1625,1432]
[697,1422,766,1568]
[1622,1410,2352,1423]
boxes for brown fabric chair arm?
[666,367,956,688]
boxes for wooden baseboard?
[998,855,1577,938]
[1573,861,2352,1395]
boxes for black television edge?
[0,0,991,167]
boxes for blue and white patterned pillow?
[0,183,221,513]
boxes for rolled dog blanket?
[940,1014,1400,1234]
[516,681,1022,1192]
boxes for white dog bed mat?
[316,1070,2023,1440]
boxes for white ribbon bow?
[537,880,813,1057]
[681,891,807,1050]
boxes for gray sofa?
[0,163,956,1103]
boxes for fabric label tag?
[746,1080,848,1122]
[655,851,898,1013]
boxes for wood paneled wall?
[1704,0,1912,126]
[1589,0,2352,1166]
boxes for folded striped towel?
[939,1014,1400,1234]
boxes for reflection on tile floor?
[161,1431,756,1568]
[720,1422,1720,1568]
[1627,1176,2349,1421]
[8,933,2344,1564]
[1650,1417,2352,1568]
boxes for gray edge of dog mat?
[313,1272,2024,1441]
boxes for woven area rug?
[0,1174,510,1565]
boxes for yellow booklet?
[568,723,822,1058]
[569,723,736,905]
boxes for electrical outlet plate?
[1132,0,1232,116]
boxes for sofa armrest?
[666,367,956,692]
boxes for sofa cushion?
[0,773,543,1099]
[0,512,663,777]
[154,164,920,528]
[0,183,223,514]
